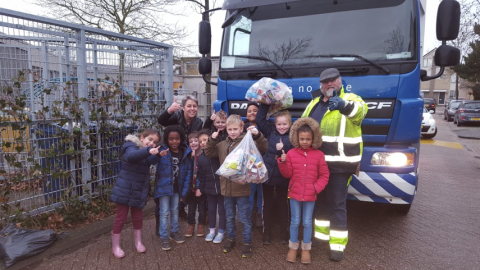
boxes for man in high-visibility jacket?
[301,68,367,262]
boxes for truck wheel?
[393,204,411,215]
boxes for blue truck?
[197,0,460,213]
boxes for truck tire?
[393,204,411,215]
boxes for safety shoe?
[330,250,344,262]
[170,231,185,244]
[161,238,171,251]
[223,238,236,253]
[241,243,253,258]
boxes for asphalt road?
[30,111,480,270]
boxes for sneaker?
[161,238,171,251]
[170,231,185,244]
[241,243,253,258]
[205,232,215,242]
[213,233,224,244]
[223,238,236,253]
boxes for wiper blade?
[228,54,293,78]
[308,54,390,74]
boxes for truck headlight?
[371,152,414,167]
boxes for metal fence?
[0,8,174,217]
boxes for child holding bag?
[110,129,164,258]
[277,117,329,264]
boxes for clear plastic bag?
[245,77,293,118]
[216,131,268,184]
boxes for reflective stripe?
[314,220,330,227]
[330,244,346,251]
[322,136,362,144]
[325,154,362,162]
[347,103,359,118]
[315,231,330,240]
[330,230,348,238]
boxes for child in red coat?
[277,117,329,264]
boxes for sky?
[0,0,442,56]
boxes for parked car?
[423,98,436,113]
[444,100,463,122]
[454,101,480,126]
[421,107,437,139]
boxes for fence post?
[76,29,92,193]
[164,47,174,106]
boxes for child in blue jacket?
[110,129,162,259]
[153,125,192,251]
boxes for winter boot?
[301,241,312,264]
[255,212,263,228]
[133,229,146,253]
[111,232,125,258]
[197,224,205,237]
[286,240,299,263]
[185,224,194,237]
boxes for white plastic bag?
[216,131,268,184]
[245,77,293,118]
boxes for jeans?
[249,183,263,213]
[157,193,180,238]
[262,184,289,236]
[112,204,143,234]
[314,173,350,231]
[290,198,315,244]
[207,194,226,232]
[224,196,252,243]
[187,193,207,225]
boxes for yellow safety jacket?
[302,86,368,173]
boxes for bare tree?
[256,37,314,66]
[384,26,405,54]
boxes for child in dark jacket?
[196,129,226,243]
[110,129,163,259]
[243,102,263,228]
[204,114,268,258]
[154,125,193,251]
[278,117,329,264]
[255,104,295,245]
[203,109,228,142]
[185,131,207,238]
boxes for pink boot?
[133,229,146,253]
[111,232,125,258]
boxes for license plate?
[424,105,428,107]
[472,118,480,121]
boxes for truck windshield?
[220,0,417,70]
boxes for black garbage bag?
[0,224,57,267]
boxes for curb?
[0,200,156,270]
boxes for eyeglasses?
[320,77,338,84]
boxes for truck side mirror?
[198,57,212,75]
[436,0,460,41]
[199,20,211,55]
[434,44,460,66]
